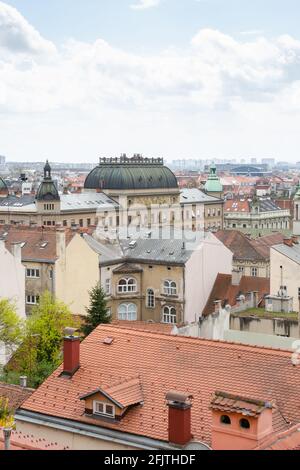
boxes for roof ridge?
[92,325,294,356]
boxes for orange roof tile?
[0,225,75,262]
[0,430,69,450]
[256,424,300,450]
[0,382,34,411]
[20,325,300,447]
[81,376,144,409]
[211,391,273,417]
[202,274,270,316]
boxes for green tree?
[0,299,23,351]
[82,283,111,337]
[5,291,78,387]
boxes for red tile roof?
[256,424,300,450]
[0,430,69,450]
[211,391,273,417]
[0,382,34,411]
[202,274,270,316]
[215,230,265,261]
[20,324,300,448]
[224,200,250,213]
[0,225,75,262]
[251,233,287,258]
[80,376,144,409]
[112,320,174,334]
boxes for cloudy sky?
[1,0,300,163]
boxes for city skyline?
[1,0,300,163]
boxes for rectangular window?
[93,401,115,418]
[63,220,68,227]
[26,295,40,305]
[87,219,91,226]
[79,219,83,227]
[26,269,40,278]
[251,267,258,277]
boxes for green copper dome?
[84,155,178,191]
[204,164,223,193]
[36,161,60,201]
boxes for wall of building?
[15,420,137,450]
[55,233,99,316]
[184,233,232,324]
[204,203,223,230]
[230,314,299,338]
[24,261,54,315]
[233,260,269,278]
[104,263,185,324]
[270,248,300,312]
[0,241,25,318]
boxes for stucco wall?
[270,247,300,312]
[230,315,299,338]
[184,232,233,323]
[15,419,137,450]
[0,240,25,318]
[55,234,100,316]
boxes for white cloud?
[130,0,161,10]
[0,1,56,56]
[1,2,300,162]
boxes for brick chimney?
[283,238,293,247]
[166,391,193,446]
[211,391,273,450]
[63,330,80,376]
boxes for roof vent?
[103,337,114,345]
[129,240,137,248]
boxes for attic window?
[220,415,231,425]
[240,418,250,429]
[93,401,115,418]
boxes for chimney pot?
[20,376,27,388]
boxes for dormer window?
[80,376,143,422]
[93,401,115,418]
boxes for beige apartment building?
[1,225,99,316]
[85,229,233,325]
[0,157,224,234]
[270,237,300,312]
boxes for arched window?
[164,280,177,296]
[147,289,155,308]
[118,278,137,293]
[118,303,137,321]
[240,418,250,429]
[162,306,177,324]
[220,415,231,425]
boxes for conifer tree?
[82,283,111,336]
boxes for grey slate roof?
[0,192,118,213]
[272,243,300,265]
[60,193,118,212]
[180,188,221,204]
[93,228,207,265]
